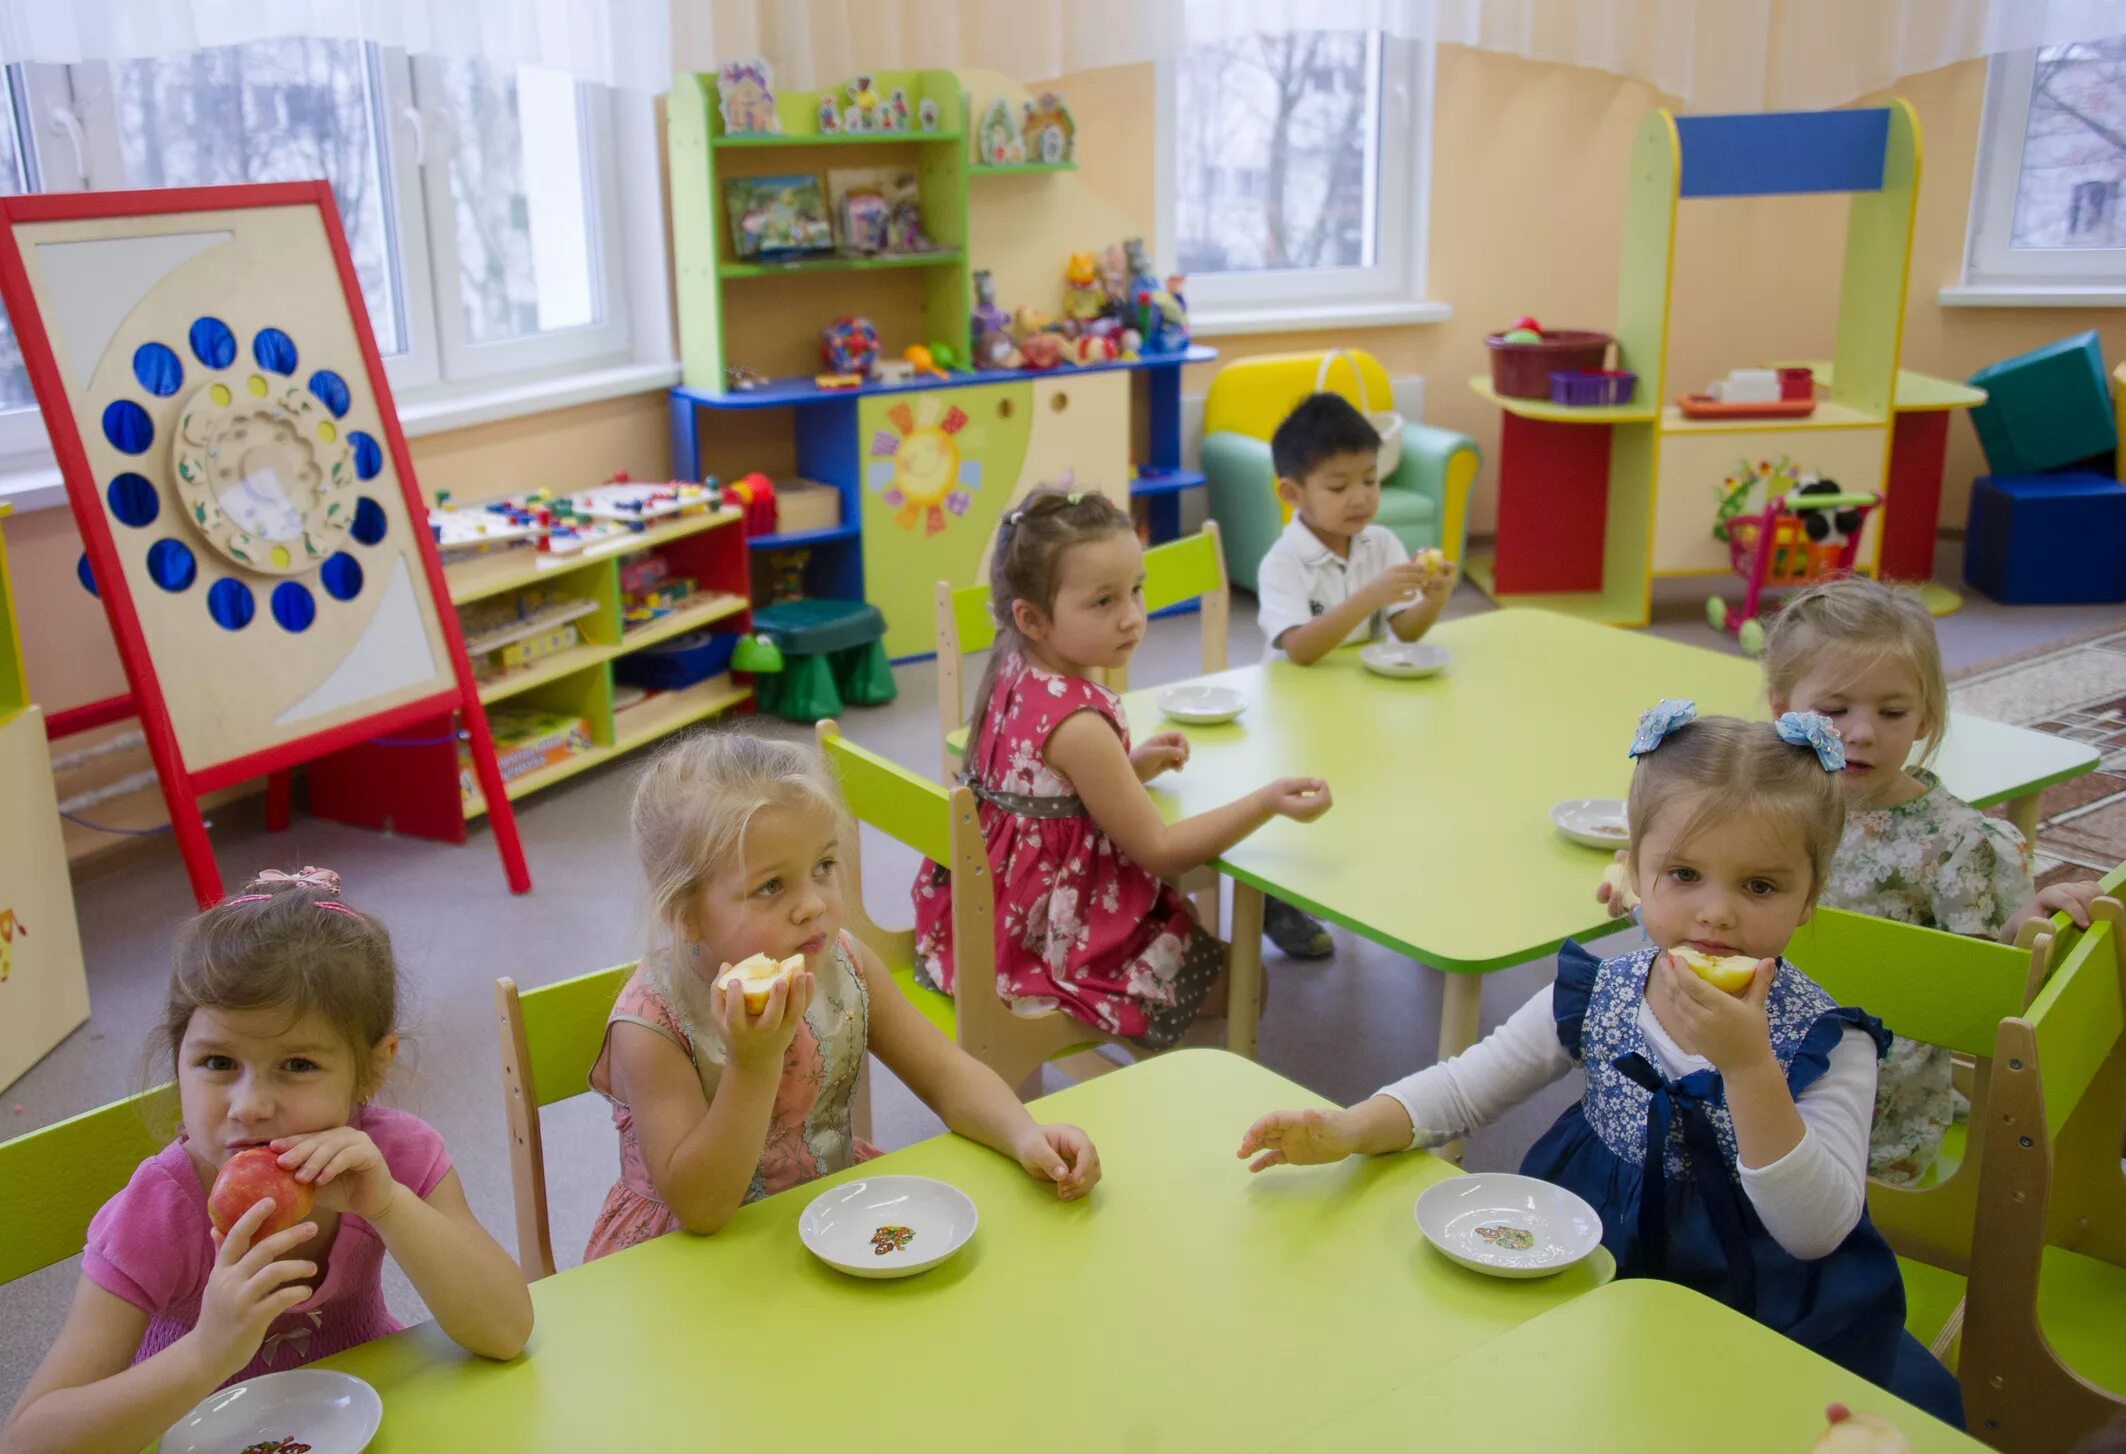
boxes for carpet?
[1950,626,2126,887]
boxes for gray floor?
[2,536,2114,1407]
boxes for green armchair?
[1200,350,1479,592]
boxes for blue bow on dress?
[1614,1052,1761,1318]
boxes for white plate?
[1414,1173,1603,1279]
[1550,797,1630,850]
[1359,641,1451,679]
[798,1175,978,1279]
[1157,684,1248,725]
[162,1369,381,1454]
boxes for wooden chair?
[1957,896,2126,1451]
[819,719,1130,1097]
[494,963,635,1280]
[1785,906,2055,1355]
[0,1086,172,1285]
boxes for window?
[1157,27,1438,331]
[1960,41,2126,297]
[0,42,647,473]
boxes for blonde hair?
[630,728,844,937]
[1762,575,1947,767]
[1628,715,1847,900]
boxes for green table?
[314,1052,1612,1451]
[1272,1278,1985,1451]
[1118,609,2098,1064]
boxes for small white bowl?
[1359,641,1451,679]
[162,1369,382,1454]
[1157,683,1248,725]
[1414,1173,1603,1279]
[799,1175,978,1279]
[1551,797,1630,850]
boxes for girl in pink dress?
[913,489,1335,1049]
[6,870,531,1454]
[584,731,1102,1261]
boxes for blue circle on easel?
[207,577,255,630]
[351,496,388,546]
[188,317,237,368]
[272,580,316,633]
[322,552,363,601]
[77,552,98,597]
[254,328,298,375]
[132,342,183,397]
[307,369,351,418]
[102,399,154,455]
[106,472,159,528]
[147,538,196,592]
[349,430,382,480]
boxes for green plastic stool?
[750,599,897,722]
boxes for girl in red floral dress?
[914,489,1333,1049]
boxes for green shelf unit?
[971,162,1078,175]
[712,131,963,149]
[717,248,963,280]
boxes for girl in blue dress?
[1238,705,1963,1428]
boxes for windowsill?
[0,359,682,512]
[1186,300,1453,338]
[1938,284,2126,308]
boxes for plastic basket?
[1549,369,1638,408]
[1725,515,1848,587]
[1485,329,1611,399]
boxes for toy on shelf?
[841,74,889,133]
[904,344,949,380]
[970,269,1012,366]
[1677,367,1816,420]
[924,341,962,371]
[463,707,592,805]
[619,549,697,627]
[761,547,811,602]
[817,94,841,134]
[429,499,542,561]
[1137,273,1190,356]
[715,58,781,135]
[1021,91,1076,163]
[976,98,1026,165]
[615,628,740,690]
[1063,251,1104,327]
[720,472,779,535]
[1707,479,1879,655]
[458,586,600,679]
[816,372,865,389]
[826,167,935,256]
[724,175,834,262]
[821,315,881,377]
[1019,333,1066,371]
[1484,326,1612,399]
[918,98,941,132]
[1550,370,1638,408]
[873,359,916,385]
[568,479,719,524]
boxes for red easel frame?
[0,182,531,908]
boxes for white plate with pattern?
[799,1175,978,1279]
[1158,684,1248,725]
[162,1368,381,1454]
[1415,1173,1602,1278]
[1359,641,1451,679]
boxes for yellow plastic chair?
[1958,897,2126,1451]
[1785,905,2055,1356]
[494,964,634,1280]
[0,1086,172,1285]
[819,720,1128,1096]
[1201,349,1478,591]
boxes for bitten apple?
[1669,946,1759,996]
[714,952,805,1015]
[208,1146,314,1238]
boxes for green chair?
[495,963,635,1280]
[749,598,897,724]
[819,720,1125,1096]
[0,1086,173,1285]
[1958,898,2126,1450]
[1785,906,2054,1354]
[1201,350,1479,592]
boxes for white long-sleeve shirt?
[1376,984,1878,1260]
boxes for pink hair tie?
[314,901,364,920]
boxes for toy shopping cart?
[1706,488,1878,656]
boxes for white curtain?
[0,0,673,92]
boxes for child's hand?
[1363,559,1434,611]
[1131,731,1190,782]
[1236,1107,1359,1171]
[188,1198,318,1381]
[272,1126,400,1222]
[2002,880,2105,941]
[1647,951,1777,1073]
[1256,777,1332,823]
[714,968,815,1072]
[1015,1122,1101,1200]
[1416,557,1458,606]
[1593,849,1635,918]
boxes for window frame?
[1155,30,1443,334]
[1957,46,2126,300]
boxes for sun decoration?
[866,395,984,535]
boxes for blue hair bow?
[1775,711,1846,772]
[1628,698,1696,758]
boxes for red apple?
[1510,314,1542,334]
[208,1147,314,1239]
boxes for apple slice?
[1600,860,1638,912]
[1669,946,1759,996]
[208,1146,315,1238]
[714,952,806,1015]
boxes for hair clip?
[251,866,343,896]
[1774,711,1846,772]
[1627,699,1696,758]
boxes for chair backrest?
[818,720,964,966]
[495,962,633,1279]
[0,1086,174,1285]
[1203,348,1393,443]
[1786,905,2042,1058]
[2021,914,2125,1146]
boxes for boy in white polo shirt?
[1257,393,1455,666]
[1248,393,1456,958]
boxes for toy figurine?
[924,340,961,371]
[1071,333,1117,365]
[845,74,881,131]
[1012,305,1054,342]
[1123,237,1159,305]
[1019,332,1065,371]
[888,87,910,130]
[970,270,1010,357]
[820,315,880,376]
[1063,251,1104,326]
[1019,91,1076,163]
[1098,243,1132,314]
[1137,273,1189,355]
[763,548,810,603]
[917,98,941,132]
[904,344,949,380]
[977,98,1024,165]
[973,330,1021,371]
[717,58,781,135]
[817,94,840,134]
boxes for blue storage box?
[1964,472,2126,605]
[615,630,739,690]
[1965,331,2117,478]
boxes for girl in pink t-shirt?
[3,869,531,1454]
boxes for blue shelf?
[1130,468,1206,498]
[676,345,1218,412]
[747,523,861,550]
